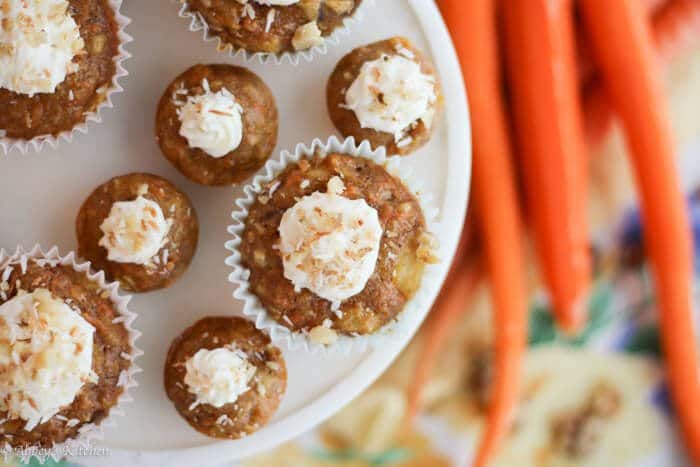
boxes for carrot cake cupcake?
[0,254,133,449]
[180,0,362,55]
[156,64,278,186]
[0,0,122,141]
[239,152,438,344]
[76,173,199,292]
[164,316,286,439]
[327,37,443,156]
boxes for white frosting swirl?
[184,346,256,408]
[253,0,299,5]
[0,288,96,431]
[177,79,244,158]
[99,195,171,265]
[344,54,436,140]
[278,176,383,309]
[0,0,85,96]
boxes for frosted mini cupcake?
[0,0,127,147]
[76,173,199,292]
[179,0,363,56]
[164,316,286,439]
[327,37,443,156]
[0,248,138,452]
[156,64,278,186]
[237,150,438,345]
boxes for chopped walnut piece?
[253,249,267,267]
[309,320,338,345]
[299,0,321,21]
[292,21,324,51]
[88,34,107,54]
[326,175,345,195]
[416,232,439,264]
[325,0,355,14]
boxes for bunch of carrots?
[405,0,700,466]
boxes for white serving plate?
[0,0,470,464]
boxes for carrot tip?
[557,291,590,336]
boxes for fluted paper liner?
[225,136,442,354]
[176,0,372,66]
[0,245,142,462]
[0,0,132,154]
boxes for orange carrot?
[579,0,700,463]
[404,213,479,423]
[582,82,613,145]
[450,213,479,278]
[502,0,591,333]
[583,0,700,144]
[576,0,669,86]
[653,0,700,59]
[437,1,529,464]
[405,255,482,423]
[642,0,672,14]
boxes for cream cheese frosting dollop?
[177,79,244,158]
[99,195,171,265]
[0,0,85,96]
[344,54,436,140]
[184,346,256,408]
[0,288,96,431]
[278,176,383,309]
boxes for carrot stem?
[579,0,700,462]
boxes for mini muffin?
[156,64,278,186]
[76,173,199,292]
[327,37,443,156]
[0,254,133,449]
[181,0,362,55]
[0,0,122,140]
[164,316,287,439]
[239,152,438,344]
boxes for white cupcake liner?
[0,245,142,463]
[0,0,132,155]
[177,0,373,66]
[224,136,442,354]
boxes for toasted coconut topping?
[277,176,383,310]
[184,345,256,409]
[0,288,96,431]
[344,54,436,141]
[176,78,244,158]
[215,414,234,426]
[99,195,172,265]
[264,8,276,33]
[0,0,85,96]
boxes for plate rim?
[87,0,471,464]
